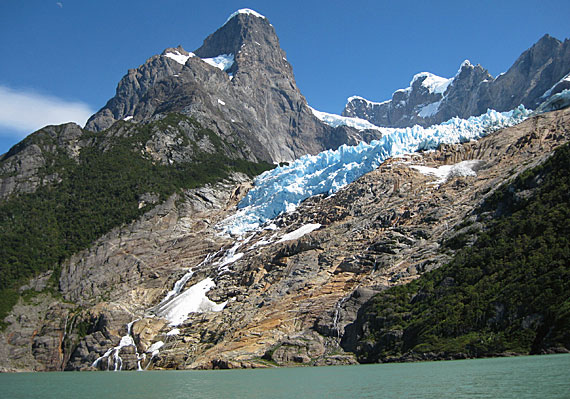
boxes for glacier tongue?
[219,106,530,235]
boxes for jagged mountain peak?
[535,33,560,46]
[194,8,277,60]
[85,8,362,164]
[344,34,570,128]
[223,8,267,26]
[453,60,490,81]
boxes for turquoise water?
[1,354,569,398]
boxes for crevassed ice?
[219,106,530,235]
[541,73,570,99]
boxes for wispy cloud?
[0,85,94,139]
[56,2,63,8]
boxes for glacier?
[219,106,531,235]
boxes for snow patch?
[278,224,321,243]
[309,106,383,131]
[457,59,474,74]
[146,341,164,355]
[418,100,442,118]
[224,8,266,25]
[218,106,530,235]
[250,239,271,249]
[410,160,481,185]
[347,95,391,107]
[166,328,180,336]
[123,116,133,121]
[394,87,412,95]
[156,278,227,326]
[214,241,244,274]
[218,99,226,106]
[202,54,234,72]
[164,50,195,65]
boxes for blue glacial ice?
[219,106,530,235]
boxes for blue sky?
[1,0,569,154]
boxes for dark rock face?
[0,123,84,199]
[86,12,364,163]
[344,35,570,128]
[85,54,185,132]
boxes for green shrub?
[355,143,570,361]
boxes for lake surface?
[2,354,569,398]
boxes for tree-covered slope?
[0,114,272,327]
[342,143,570,362]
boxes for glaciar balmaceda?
[219,105,531,235]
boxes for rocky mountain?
[0,9,569,372]
[2,102,568,371]
[344,34,570,128]
[85,10,368,163]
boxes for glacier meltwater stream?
[93,105,531,370]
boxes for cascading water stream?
[92,319,141,371]
[332,295,350,338]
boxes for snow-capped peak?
[347,72,453,111]
[411,72,453,95]
[457,59,474,74]
[224,9,266,25]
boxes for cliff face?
[344,35,570,128]
[85,12,366,163]
[2,107,568,371]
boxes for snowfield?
[156,277,227,326]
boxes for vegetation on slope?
[0,114,272,327]
[344,143,570,362]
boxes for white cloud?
[0,85,94,138]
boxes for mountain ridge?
[343,34,570,128]
[0,9,569,372]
